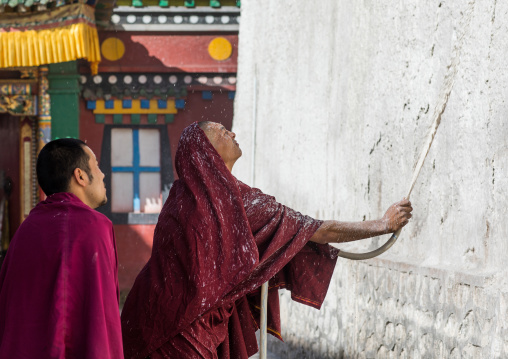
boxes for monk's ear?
[72,168,88,187]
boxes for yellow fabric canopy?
[0,3,101,74]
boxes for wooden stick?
[259,281,268,359]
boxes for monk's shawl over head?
[121,122,338,358]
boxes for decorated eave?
[80,72,236,123]
[107,6,239,31]
[80,72,236,99]
[0,1,102,74]
[0,0,115,27]
[0,0,65,13]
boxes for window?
[99,125,174,225]
[111,128,162,213]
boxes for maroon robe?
[0,192,123,358]
[121,122,338,358]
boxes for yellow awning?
[0,3,101,74]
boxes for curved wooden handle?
[337,228,402,260]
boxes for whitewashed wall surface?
[233,0,508,358]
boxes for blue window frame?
[98,125,174,225]
[111,129,161,212]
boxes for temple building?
[0,0,240,298]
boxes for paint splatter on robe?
[0,192,123,358]
[121,122,338,359]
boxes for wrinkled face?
[83,146,107,208]
[202,122,242,169]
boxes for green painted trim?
[184,0,194,7]
[48,61,80,140]
[131,114,141,124]
[164,114,174,123]
[113,114,123,124]
[95,114,105,123]
[147,114,157,124]
[48,61,78,75]
[210,0,220,7]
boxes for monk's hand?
[381,198,413,233]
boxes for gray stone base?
[268,259,508,358]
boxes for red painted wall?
[114,224,155,291]
[79,100,105,163]
[0,115,20,239]
[97,32,238,73]
[79,90,234,290]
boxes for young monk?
[121,122,412,358]
[0,139,123,358]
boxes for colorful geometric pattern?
[38,66,51,151]
[90,99,177,114]
[38,67,50,117]
[0,83,33,95]
[88,99,180,124]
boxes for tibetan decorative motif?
[0,95,37,116]
[0,3,101,74]
[90,99,177,114]
[38,66,51,152]
[114,0,240,8]
[0,83,33,95]
[108,6,240,32]
[19,117,37,220]
[0,0,79,12]
[80,72,236,100]
[19,68,38,79]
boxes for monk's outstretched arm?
[310,198,413,244]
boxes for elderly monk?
[0,139,123,358]
[121,122,412,358]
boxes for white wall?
[233,1,508,357]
